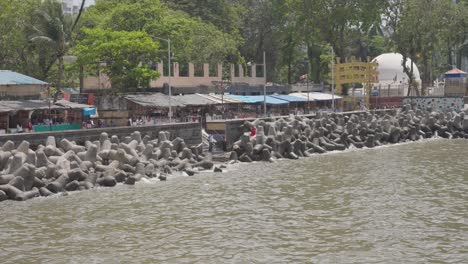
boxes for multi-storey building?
[59,0,90,16]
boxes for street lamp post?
[152,36,172,123]
[248,52,267,117]
[331,47,335,112]
[263,51,267,117]
[215,80,230,119]
[48,89,52,131]
[44,86,53,131]
[305,60,310,114]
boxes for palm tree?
[29,0,73,91]
[29,0,87,91]
[73,0,87,32]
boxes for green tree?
[82,0,242,79]
[0,0,43,75]
[74,28,160,92]
[298,0,386,60]
[233,0,285,83]
[445,0,468,69]
[28,0,74,90]
[395,0,456,95]
[163,0,243,36]
[287,0,387,86]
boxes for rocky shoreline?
[0,105,466,202]
[0,131,215,202]
[227,106,468,162]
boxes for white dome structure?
[372,53,421,96]
[373,53,421,83]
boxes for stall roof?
[0,100,93,113]
[55,100,94,109]
[444,68,467,78]
[197,93,244,104]
[125,93,185,108]
[175,94,219,106]
[0,70,48,85]
[226,95,289,105]
[125,93,244,108]
[289,92,343,101]
[269,94,310,102]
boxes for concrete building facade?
[82,63,267,93]
[59,0,86,15]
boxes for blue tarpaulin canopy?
[225,95,289,105]
[82,107,96,116]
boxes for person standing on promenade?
[208,134,214,152]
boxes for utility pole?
[152,36,172,123]
[168,38,172,123]
[331,47,335,112]
[263,51,267,117]
[306,60,310,114]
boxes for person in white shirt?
[17,123,24,133]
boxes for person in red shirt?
[250,126,257,137]
[27,121,33,132]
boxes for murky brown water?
[1,139,467,263]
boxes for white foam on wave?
[27,137,452,201]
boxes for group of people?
[82,119,114,129]
[128,116,157,126]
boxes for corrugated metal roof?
[0,99,92,113]
[126,93,244,107]
[176,94,219,106]
[54,99,94,109]
[125,93,186,107]
[0,70,48,85]
[197,93,244,104]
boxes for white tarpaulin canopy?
[289,92,342,101]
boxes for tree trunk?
[79,65,84,93]
[308,43,321,82]
[403,55,415,96]
[421,51,430,96]
[286,33,294,84]
[447,41,453,67]
[72,0,86,32]
[456,48,462,69]
[57,56,64,91]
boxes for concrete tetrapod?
[0,130,209,202]
[230,106,468,163]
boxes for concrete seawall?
[0,122,202,147]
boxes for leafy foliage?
[74,28,160,92]
[0,0,467,91]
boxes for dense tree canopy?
[74,28,160,92]
[0,0,467,92]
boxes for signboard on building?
[63,93,94,105]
